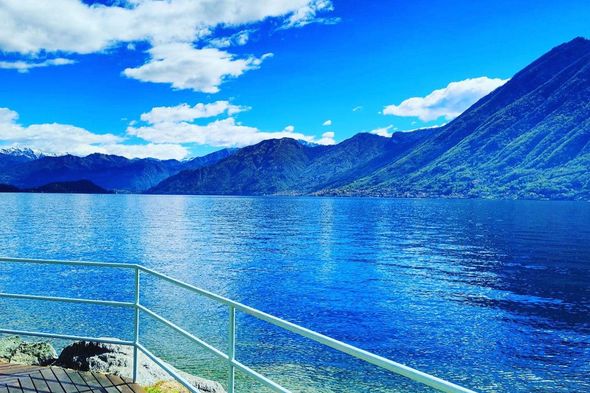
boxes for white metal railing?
[0,257,477,393]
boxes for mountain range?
[150,38,590,200]
[0,148,236,193]
[0,180,112,194]
[1,38,589,199]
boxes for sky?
[0,0,589,159]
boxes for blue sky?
[0,0,589,159]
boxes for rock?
[0,336,23,361]
[11,342,58,366]
[56,341,225,393]
[0,336,57,366]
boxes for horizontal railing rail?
[0,257,477,393]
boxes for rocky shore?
[0,336,225,393]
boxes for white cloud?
[128,117,318,147]
[128,103,335,147]
[369,125,395,138]
[140,101,247,124]
[210,30,253,48]
[383,76,508,122]
[0,107,187,159]
[0,100,338,159]
[123,44,271,93]
[101,143,188,160]
[316,131,336,145]
[0,108,18,123]
[0,0,337,91]
[322,119,332,126]
[0,0,331,54]
[0,58,76,73]
[282,0,340,28]
[352,106,362,112]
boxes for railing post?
[228,305,236,393]
[133,267,140,383]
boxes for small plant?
[145,381,190,393]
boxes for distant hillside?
[0,180,112,194]
[30,180,112,194]
[0,148,236,193]
[326,37,590,199]
[148,131,434,195]
[150,37,590,200]
[0,184,19,193]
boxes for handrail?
[0,292,135,308]
[0,257,477,393]
[0,328,134,346]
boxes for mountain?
[150,37,590,200]
[148,131,434,195]
[183,148,239,170]
[0,148,236,193]
[0,180,111,194]
[150,139,320,195]
[0,184,19,192]
[0,147,44,160]
[0,147,44,170]
[30,180,112,194]
[329,37,590,199]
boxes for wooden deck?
[0,363,144,393]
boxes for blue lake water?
[0,194,588,392]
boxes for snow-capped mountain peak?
[0,147,46,160]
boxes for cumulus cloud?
[140,101,247,124]
[123,44,272,93]
[209,30,253,48]
[128,117,315,147]
[0,0,332,54]
[322,119,332,126]
[0,0,337,91]
[0,100,338,158]
[0,58,76,73]
[383,77,508,122]
[0,107,187,159]
[128,103,335,147]
[282,0,340,28]
[101,143,188,160]
[316,131,336,145]
[369,125,395,138]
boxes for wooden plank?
[76,372,103,392]
[30,370,51,393]
[0,365,43,377]
[103,375,124,387]
[126,384,143,393]
[0,364,43,372]
[39,368,65,393]
[49,368,79,393]
[116,376,132,386]
[113,383,134,393]
[62,370,88,393]
[17,376,36,393]
[0,376,22,385]
[5,379,23,393]
[0,367,140,393]
[102,387,119,393]
[90,374,112,390]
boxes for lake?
[0,194,588,392]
